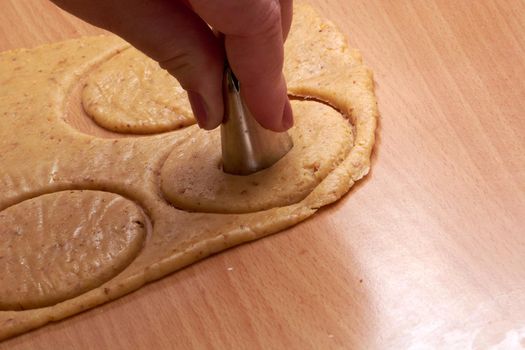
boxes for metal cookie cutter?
[220,63,293,175]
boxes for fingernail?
[187,91,210,129]
[282,100,294,130]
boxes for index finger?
[188,0,293,131]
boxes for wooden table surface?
[1,0,524,349]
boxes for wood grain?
[1,0,524,348]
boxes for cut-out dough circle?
[160,100,354,213]
[82,48,194,134]
[0,190,147,310]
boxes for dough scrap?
[0,191,146,311]
[82,48,194,133]
[0,3,377,340]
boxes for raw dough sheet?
[0,4,377,340]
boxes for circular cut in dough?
[161,100,354,214]
[0,190,147,310]
[82,48,194,134]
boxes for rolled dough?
[0,4,377,340]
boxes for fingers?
[190,0,293,131]
[52,0,225,130]
[51,0,293,131]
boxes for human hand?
[51,0,293,131]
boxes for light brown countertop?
[1,0,524,348]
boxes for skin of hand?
[50,0,294,132]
